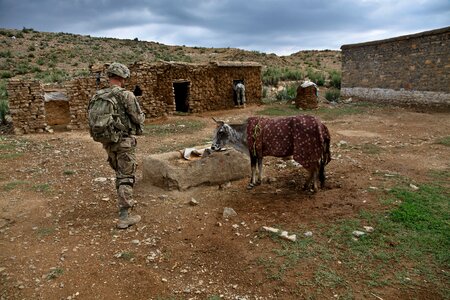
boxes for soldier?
[97,62,145,229]
[234,81,246,108]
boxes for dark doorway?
[173,81,190,113]
[133,85,143,96]
[232,79,244,105]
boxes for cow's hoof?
[247,183,255,190]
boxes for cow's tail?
[319,127,331,188]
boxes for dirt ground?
[0,102,449,300]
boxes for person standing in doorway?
[233,81,246,108]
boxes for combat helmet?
[107,62,130,79]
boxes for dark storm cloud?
[0,0,449,55]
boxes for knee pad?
[116,177,135,189]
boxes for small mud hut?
[294,81,318,110]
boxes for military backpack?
[88,87,126,143]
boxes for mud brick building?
[341,26,450,110]
[7,61,262,134]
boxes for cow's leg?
[247,155,258,189]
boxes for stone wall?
[7,79,46,134]
[7,61,262,134]
[128,61,262,116]
[341,26,450,109]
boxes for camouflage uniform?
[101,63,145,227]
[234,82,246,107]
[103,86,144,210]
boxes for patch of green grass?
[0,143,15,150]
[118,251,134,261]
[0,153,24,159]
[435,136,450,146]
[144,119,205,137]
[63,170,76,175]
[314,266,345,288]
[428,169,450,186]
[3,180,29,191]
[254,181,449,297]
[359,143,383,155]
[389,185,449,264]
[46,267,63,280]
[37,227,55,237]
[33,183,51,193]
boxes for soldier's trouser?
[237,89,246,105]
[104,136,137,210]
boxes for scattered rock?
[261,226,279,234]
[219,181,232,190]
[343,97,352,104]
[409,183,419,191]
[280,231,297,242]
[93,177,108,183]
[337,140,348,147]
[352,230,366,237]
[262,226,297,242]
[223,207,237,219]
[189,198,199,206]
[363,226,374,233]
[304,231,313,237]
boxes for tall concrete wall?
[341,26,450,109]
[7,61,262,134]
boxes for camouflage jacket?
[110,85,145,136]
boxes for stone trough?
[142,147,249,190]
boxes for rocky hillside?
[0,28,341,83]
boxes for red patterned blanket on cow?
[246,115,330,169]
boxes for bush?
[307,68,325,86]
[35,69,69,83]
[262,67,282,85]
[262,67,304,86]
[0,50,12,58]
[0,71,12,79]
[325,88,341,102]
[276,84,297,101]
[15,63,31,75]
[0,100,9,124]
[22,27,35,33]
[329,70,341,89]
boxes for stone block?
[142,148,249,190]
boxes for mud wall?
[7,61,262,134]
[341,26,450,109]
[128,62,262,117]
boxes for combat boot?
[117,208,141,229]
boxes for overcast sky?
[0,0,449,55]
